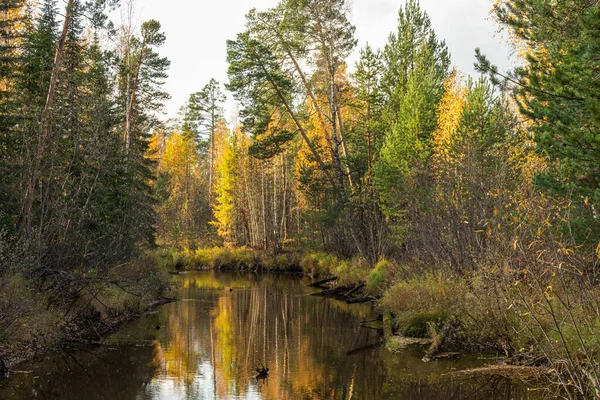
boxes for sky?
[132,0,515,120]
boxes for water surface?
[0,272,539,399]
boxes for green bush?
[366,258,393,294]
[383,273,466,338]
[402,310,448,338]
[335,257,369,284]
[300,252,336,275]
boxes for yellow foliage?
[211,127,241,242]
[431,70,467,181]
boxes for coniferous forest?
[1,0,600,398]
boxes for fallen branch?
[422,322,453,362]
[148,296,178,308]
[345,282,366,297]
[306,276,338,287]
[310,283,357,296]
[346,295,381,304]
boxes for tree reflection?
[0,272,541,400]
[145,272,537,400]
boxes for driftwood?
[346,295,382,304]
[306,276,338,287]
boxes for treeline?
[0,1,169,360]
[152,0,600,397]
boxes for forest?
[1,0,600,398]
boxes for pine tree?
[375,0,450,243]
[184,79,226,204]
[381,0,449,120]
[476,0,600,242]
[119,19,170,153]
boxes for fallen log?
[310,283,357,296]
[345,282,366,297]
[148,296,178,308]
[422,322,453,362]
[306,276,338,287]
[346,295,382,304]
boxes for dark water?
[0,272,540,399]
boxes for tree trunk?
[125,38,146,153]
[21,0,74,239]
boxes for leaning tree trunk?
[21,0,74,242]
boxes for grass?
[152,247,303,272]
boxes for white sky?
[133,0,515,119]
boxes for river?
[0,272,539,399]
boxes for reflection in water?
[0,272,540,399]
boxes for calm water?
[0,272,539,399]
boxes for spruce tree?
[0,0,27,230]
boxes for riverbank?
[0,270,538,399]
[0,256,171,371]
[155,246,597,397]
[153,247,505,353]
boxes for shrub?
[300,252,336,276]
[366,258,394,294]
[336,257,369,284]
[402,310,448,338]
[383,273,467,338]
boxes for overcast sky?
[133,0,515,119]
